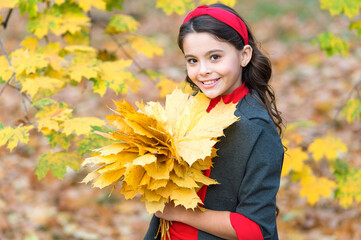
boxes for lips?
[200,78,220,88]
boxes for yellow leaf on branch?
[42,43,67,72]
[0,0,18,9]
[281,147,308,176]
[82,89,238,214]
[156,78,180,98]
[0,56,13,82]
[127,35,164,58]
[21,76,64,97]
[199,0,236,7]
[77,0,106,11]
[10,49,48,75]
[55,0,66,4]
[99,59,141,94]
[0,125,33,151]
[320,0,361,18]
[64,45,97,53]
[67,54,100,82]
[28,12,62,38]
[299,166,336,205]
[156,0,194,15]
[35,102,73,133]
[105,14,139,34]
[53,11,90,35]
[20,36,38,51]
[337,168,361,208]
[62,117,105,136]
[308,136,348,161]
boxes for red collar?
[206,82,249,112]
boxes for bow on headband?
[182,5,249,45]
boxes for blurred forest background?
[0,0,360,239]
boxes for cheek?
[216,64,236,76]
[186,66,197,82]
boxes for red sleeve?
[230,212,263,240]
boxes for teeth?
[203,80,216,85]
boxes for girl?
[144,3,284,240]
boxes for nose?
[199,62,211,76]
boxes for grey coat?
[144,93,284,240]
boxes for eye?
[187,58,197,64]
[210,54,220,61]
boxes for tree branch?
[1,8,13,29]
[0,39,32,124]
[97,21,147,73]
[108,34,145,71]
[0,74,15,96]
[332,78,361,123]
[0,39,15,96]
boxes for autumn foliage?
[1,0,361,239]
[82,89,238,213]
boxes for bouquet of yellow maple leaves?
[81,89,238,239]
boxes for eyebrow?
[184,49,224,58]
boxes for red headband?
[182,5,249,45]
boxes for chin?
[203,91,220,99]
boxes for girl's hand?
[155,203,238,240]
[155,202,189,222]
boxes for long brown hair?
[178,3,284,136]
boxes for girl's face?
[183,32,248,99]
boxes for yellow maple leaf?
[199,0,236,7]
[67,54,100,82]
[156,78,180,98]
[308,136,348,161]
[63,31,90,45]
[37,43,67,71]
[144,197,167,213]
[127,35,164,58]
[35,102,73,133]
[342,99,361,123]
[10,49,48,75]
[337,168,361,208]
[0,0,18,9]
[0,125,33,151]
[173,92,238,165]
[156,0,194,15]
[281,147,308,176]
[28,12,62,38]
[20,36,38,51]
[105,14,139,34]
[64,45,97,53]
[91,78,107,96]
[54,12,90,35]
[21,76,64,97]
[77,0,106,11]
[133,154,158,167]
[82,89,237,214]
[148,178,168,190]
[93,168,126,189]
[0,56,13,82]
[96,143,130,156]
[62,117,105,136]
[171,188,202,209]
[300,173,336,205]
[99,59,141,94]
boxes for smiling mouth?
[201,78,220,86]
